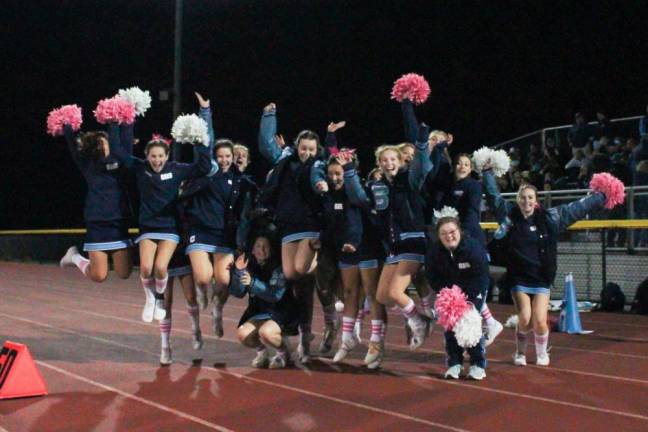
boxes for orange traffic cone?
[0,341,48,399]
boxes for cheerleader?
[109,106,214,323]
[182,93,257,337]
[233,235,299,369]
[482,166,624,366]
[258,103,322,281]
[402,98,503,345]
[59,122,133,282]
[343,122,433,353]
[233,143,250,172]
[426,214,489,380]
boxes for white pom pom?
[471,146,492,173]
[117,86,152,117]
[433,205,459,221]
[504,314,519,328]
[453,306,483,348]
[489,149,511,177]
[472,146,511,177]
[171,114,209,146]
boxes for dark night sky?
[2,1,647,229]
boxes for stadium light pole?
[172,0,183,161]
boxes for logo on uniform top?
[477,293,483,299]
[458,262,471,269]
[334,203,343,210]
[529,226,537,232]
[227,179,233,185]
[161,172,173,181]
[454,190,464,196]
[190,235,196,243]
[106,162,119,171]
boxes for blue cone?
[559,273,584,334]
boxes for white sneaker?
[192,329,204,351]
[196,285,208,311]
[485,320,504,347]
[513,353,527,366]
[59,246,79,268]
[319,322,338,354]
[268,351,289,369]
[141,287,155,323]
[212,305,224,338]
[365,341,384,369]
[251,349,269,368]
[444,365,462,379]
[333,336,359,363]
[297,332,314,364]
[467,365,487,380]
[536,353,550,366]
[153,299,167,321]
[408,315,431,351]
[160,347,172,365]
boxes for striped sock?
[401,299,418,320]
[160,318,172,349]
[516,328,531,355]
[72,253,90,275]
[481,303,496,325]
[155,275,169,294]
[186,303,200,332]
[370,320,383,343]
[420,291,434,311]
[322,304,336,327]
[140,276,155,291]
[341,316,355,343]
[380,322,386,339]
[534,331,549,357]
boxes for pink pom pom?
[589,172,625,209]
[94,96,136,125]
[46,104,83,136]
[390,73,431,105]
[435,285,470,331]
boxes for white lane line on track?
[0,311,471,432]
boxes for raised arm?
[63,124,83,168]
[401,98,418,144]
[176,143,215,181]
[196,92,215,156]
[119,122,135,155]
[548,192,606,232]
[408,123,433,191]
[311,160,328,192]
[481,169,513,224]
[258,103,284,164]
[108,123,140,170]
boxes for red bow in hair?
[151,134,172,146]
[330,147,356,159]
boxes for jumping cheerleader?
[182,93,256,337]
[427,214,490,380]
[482,166,624,366]
[233,235,299,369]
[344,122,433,352]
[258,103,322,281]
[109,104,214,323]
[402,97,504,346]
[315,151,386,367]
[59,122,133,282]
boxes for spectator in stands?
[639,104,648,138]
[594,111,614,140]
[591,144,611,174]
[631,136,648,247]
[568,112,594,155]
[540,149,563,190]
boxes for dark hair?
[294,130,321,150]
[145,140,170,155]
[435,216,462,236]
[79,131,108,160]
[215,138,234,155]
[453,153,472,166]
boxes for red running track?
[1,262,648,431]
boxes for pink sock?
[72,254,90,275]
[370,320,383,343]
[155,275,169,294]
[341,316,355,343]
[401,299,418,320]
[160,318,172,348]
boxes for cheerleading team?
[59,120,133,282]
[426,214,490,380]
[109,99,214,323]
[481,164,624,366]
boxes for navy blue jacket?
[483,169,607,286]
[64,124,131,223]
[426,235,489,309]
[258,109,322,227]
[110,125,213,231]
[343,137,432,246]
